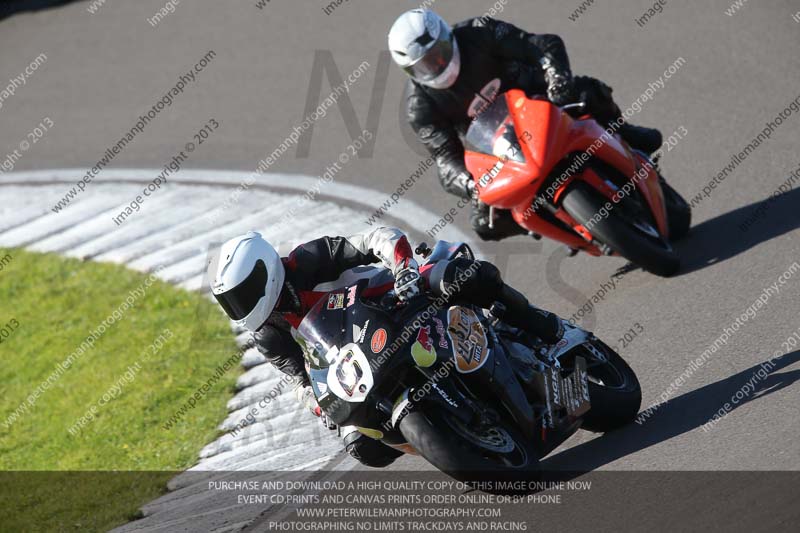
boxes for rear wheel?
[398,408,540,489]
[579,342,642,432]
[562,181,680,277]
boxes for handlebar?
[561,101,587,111]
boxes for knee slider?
[345,435,402,468]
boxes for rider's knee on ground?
[343,432,403,468]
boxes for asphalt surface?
[2,0,800,528]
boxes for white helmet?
[208,231,285,331]
[388,9,461,90]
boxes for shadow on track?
[540,350,800,475]
[676,187,800,275]
[0,0,81,21]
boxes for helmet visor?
[214,260,268,321]
[403,22,455,83]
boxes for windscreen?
[296,291,347,361]
[464,96,526,163]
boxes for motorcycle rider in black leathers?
[208,227,565,467]
[389,9,664,241]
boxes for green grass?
[0,248,239,531]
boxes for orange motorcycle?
[464,89,690,276]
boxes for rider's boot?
[470,202,528,242]
[618,123,663,155]
[342,426,404,467]
[496,284,564,344]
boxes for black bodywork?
[297,241,591,457]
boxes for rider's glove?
[295,383,321,416]
[578,88,602,116]
[547,74,576,106]
[541,57,576,106]
[464,177,477,200]
[453,171,476,201]
[394,265,422,301]
[295,383,338,430]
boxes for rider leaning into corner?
[208,227,566,467]
[389,9,668,241]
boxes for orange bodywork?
[465,90,669,254]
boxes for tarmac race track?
[1,0,799,531]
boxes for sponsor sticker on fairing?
[431,317,449,349]
[370,328,387,353]
[411,326,437,367]
[327,293,345,310]
[352,320,369,344]
[446,306,489,373]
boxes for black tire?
[661,180,692,240]
[398,408,540,489]
[581,343,642,432]
[561,181,680,277]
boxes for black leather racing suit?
[252,227,563,467]
[405,17,660,241]
[253,227,418,468]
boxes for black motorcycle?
[298,240,641,485]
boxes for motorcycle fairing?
[324,342,374,403]
[298,242,596,456]
[299,279,464,428]
[466,152,535,209]
[299,279,397,425]
[465,89,670,249]
[422,240,476,264]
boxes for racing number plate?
[544,356,591,423]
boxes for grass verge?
[0,248,239,531]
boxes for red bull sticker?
[411,326,436,367]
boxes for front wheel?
[661,179,692,240]
[561,181,680,277]
[580,342,642,432]
[398,408,540,489]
